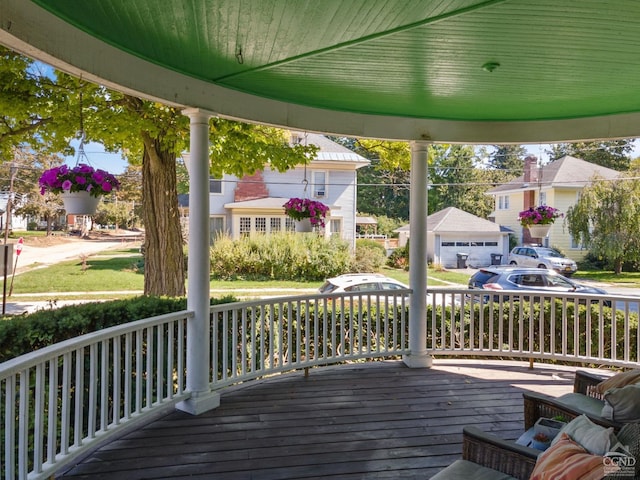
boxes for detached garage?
[395,207,512,268]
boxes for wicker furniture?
[523,370,622,431]
[430,370,640,480]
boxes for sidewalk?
[1,235,138,315]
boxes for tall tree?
[1,48,316,296]
[428,144,493,217]
[487,145,527,175]
[546,140,634,171]
[565,173,640,274]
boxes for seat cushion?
[430,459,519,480]
[550,414,617,455]
[595,369,640,394]
[531,433,608,480]
[556,392,604,417]
[601,383,640,422]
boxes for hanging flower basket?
[518,205,562,238]
[527,224,552,238]
[39,164,120,215]
[60,191,101,215]
[283,198,329,230]
[295,218,313,232]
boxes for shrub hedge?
[210,232,352,280]
[0,295,236,363]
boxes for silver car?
[508,246,577,276]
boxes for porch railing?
[0,311,191,480]
[209,290,410,388]
[2,287,639,479]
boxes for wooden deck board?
[57,360,586,480]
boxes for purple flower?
[38,163,120,197]
[283,197,329,228]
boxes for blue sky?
[65,140,128,174]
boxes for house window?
[255,217,266,233]
[498,195,509,210]
[485,241,498,246]
[209,216,225,244]
[209,177,223,195]
[312,171,327,199]
[570,234,583,249]
[285,217,296,231]
[329,218,342,236]
[270,218,281,232]
[539,191,547,205]
[239,217,251,237]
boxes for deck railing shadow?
[1,287,638,479]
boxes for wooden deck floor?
[57,359,587,480]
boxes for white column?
[403,141,432,368]
[176,108,220,415]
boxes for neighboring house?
[182,132,369,246]
[487,155,621,261]
[395,207,511,268]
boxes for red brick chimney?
[234,171,270,202]
[524,155,538,183]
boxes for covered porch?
[2,2,640,479]
[57,360,580,480]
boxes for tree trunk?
[614,257,623,275]
[141,135,185,296]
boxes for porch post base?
[176,391,220,415]
[402,353,433,368]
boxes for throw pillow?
[550,414,617,456]
[602,383,640,422]
[596,369,640,394]
[531,433,609,480]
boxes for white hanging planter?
[60,191,100,215]
[527,224,552,238]
[295,218,313,232]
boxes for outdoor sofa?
[431,370,640,480]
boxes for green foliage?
[487,145,527,174]
[428,144,494,217]
[210,233,352,281]
[565,172,640,273]
[0,296,235,362]
[352,239,387,272]
[387,244,409,270]
[546,140,634,171]
[360,214,405,237]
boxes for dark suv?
[468,266,608,298]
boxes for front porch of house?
[4,287,637,479]
[56,359,583,480]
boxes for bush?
[210,233,352,281]
[351,239,387,272]
[387,244,409,270]
[0,295,236,362]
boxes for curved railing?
[0,311,191,480]
[209,290,410,388]
[2,287,639,479]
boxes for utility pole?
[4,162,17,244]
[2,162,16,314]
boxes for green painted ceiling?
[3,0,640,142]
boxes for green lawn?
[8,247,639,302]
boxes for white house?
[182,132,369,246]
[395,207,511,268]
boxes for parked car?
[467,266,609,304]
[318,273,409,294]
[508,246,577,276]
